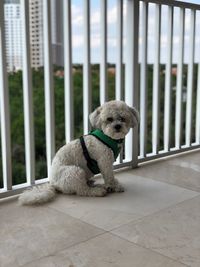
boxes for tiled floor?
[0,150,200,267]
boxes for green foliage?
[0,64,199,187]
[8,71,26,185]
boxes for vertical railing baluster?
[196,63,200,144]
[164,5,173,152]
[63,0,74,142]
[152,4,161,155]
[125,0,139,167]
[116,0,123,164]
[100,0,107,105]
[83,0,91,134]
[116,0,123,101]
[43,0,55,177]
[185,9,195,147]
[175,8,185,149]
[21,0,35,185]
[0,1,12,190]
[140,1,148,158]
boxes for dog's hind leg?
[50,165,107,197]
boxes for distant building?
[29,0,44,69]
[54,69,64,78]
[51,0,64,67]
[171,67,177,76]
[29,0,64,68]
[107,67,116,75]
[162,67,178,76]
[4,0,23,72]
[4,0,63,72]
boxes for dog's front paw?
[92,187,107,197]
[105,182,125,193]
[114,183,125,193]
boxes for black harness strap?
[80,136,91,163]
[80,136,100,174]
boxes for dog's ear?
[129,107,139,128]
[89,106,102,129]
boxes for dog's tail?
[18,183,56,205]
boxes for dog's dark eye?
[107,117,113,122]
[120,117,126,122]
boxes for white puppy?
[19,100,139,205]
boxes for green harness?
[80,129,124,174]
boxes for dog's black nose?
[115,124,122,131]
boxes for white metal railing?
[0,0,12,192]
[83,0,92,135]
[0,0,200,198]
[138,0,200,163]
[175,6,185,149]
[43,0,55,178]
[21,0,35,186]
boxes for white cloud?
[107,6,117,24]
[91,34,100,48]
[72,34,84,47]
[91,11,100,25]
[72,33,118,51]
[72,3,127,28]
[71,1,200,63]
[72,33,100,49]
[71,4,83,26]
[108,37,117,47]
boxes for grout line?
[21,229,190,267]
[46,204,107,233]
[5,191,199,267]
[46,192,200,241]
[124,171,200,193]
[106,195,200,266]
[47,202,142,233]
[20,231,106,267]
[108,194,200,233]
[109,231,190,267]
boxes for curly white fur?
[18,184,56,205]
[19,100,139,205]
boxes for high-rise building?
[4,0,23,72]
[51,0,64,67]
[4,0,64,72]
[29,0,44,69]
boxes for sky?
[71,0,200,64]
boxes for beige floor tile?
[112,195,200,267]
[0,201,103,267]
[48,172,198,231]
[133,150,200,192]
[177,150,200,165]
[23,233,187,267]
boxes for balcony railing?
[0,0,200,198]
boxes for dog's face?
[89,100,139,140]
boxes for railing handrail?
[142,0,200,10]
